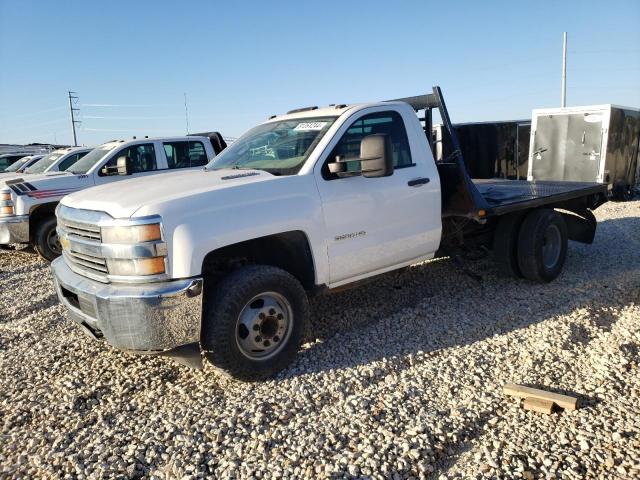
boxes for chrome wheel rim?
[47,229,62,256]
[235,292,292,360]
[542,224,562,269]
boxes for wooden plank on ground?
[523,397,555,414]
[503,383,577,410]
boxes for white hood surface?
[61,169,276,218]
[0,171,72,187]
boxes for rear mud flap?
[559,209,597,244]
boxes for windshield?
[67,145,117,174]
[4,157,30,172]
[208,117,336,175]
[24,152,62,174]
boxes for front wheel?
[202,265,309,381]
[33,216,62,262]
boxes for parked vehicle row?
[38,87,608,381]
[0,133,225,259]
[0,154,45,175]
[0,153,40,172]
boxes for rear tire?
[33,216,62,262]
[492,212,526,278]
[517,209,568,283]
[202,265,309,381]
[612,183,632,201]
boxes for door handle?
[408,177,430,187]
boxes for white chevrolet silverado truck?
[51,88,607,380]
[1,134,224,260]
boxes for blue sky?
[1,0,639,146]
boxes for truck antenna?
[184,92,190,135]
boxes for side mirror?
[360,134,393,178]
[327,134,394,178]
[117,156,133,176]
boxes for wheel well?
[29,202,58,239]
[201,231,316,291]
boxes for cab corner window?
[164,141,208,169]
[322,111,413,180]
[101,143,157,175]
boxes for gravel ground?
[1,200,639,480]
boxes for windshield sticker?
[293,122,328,131]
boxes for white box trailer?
[528,104,640,199]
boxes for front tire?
[202,265,309,381]
[33,216,62,262]
[517,209,568,283]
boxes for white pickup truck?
[1,134,224,260]
[0,147,92,182]
[51,88,607,380]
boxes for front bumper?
[51,257,204,356]
[0,215,29,244]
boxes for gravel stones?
[1,200,639,478]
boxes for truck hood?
[61,169,277,218]
[0,171,76,189]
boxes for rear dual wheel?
[494,209,568,283]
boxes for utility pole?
[184,92,190,135]
[561,32,567,107]
[68,91,81,146]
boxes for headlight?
[100,221,166,277]
[101,223,162,244]
[0,191,13,216]
[106,257,166,276]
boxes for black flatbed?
[401,87,609,221]
[473,179,608,216]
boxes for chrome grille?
[66,250,108,273]
[58,207,109,282]
[58,218,102,241]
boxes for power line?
[0,117,67,132]
[8,106,68,119]
[82,103,182,107]
[83,115,187,120]
[82,127,180,133]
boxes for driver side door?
[314,109,440,285]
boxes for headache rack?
[390,86,491,221]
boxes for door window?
[58,153,80,171]
[323,111,413,179]
[163,141,208,169]
[101,143,157,175]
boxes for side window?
[164,141,208,169]
[58,153,79,171]
[322,111,413,180]
[102,143,157,175]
